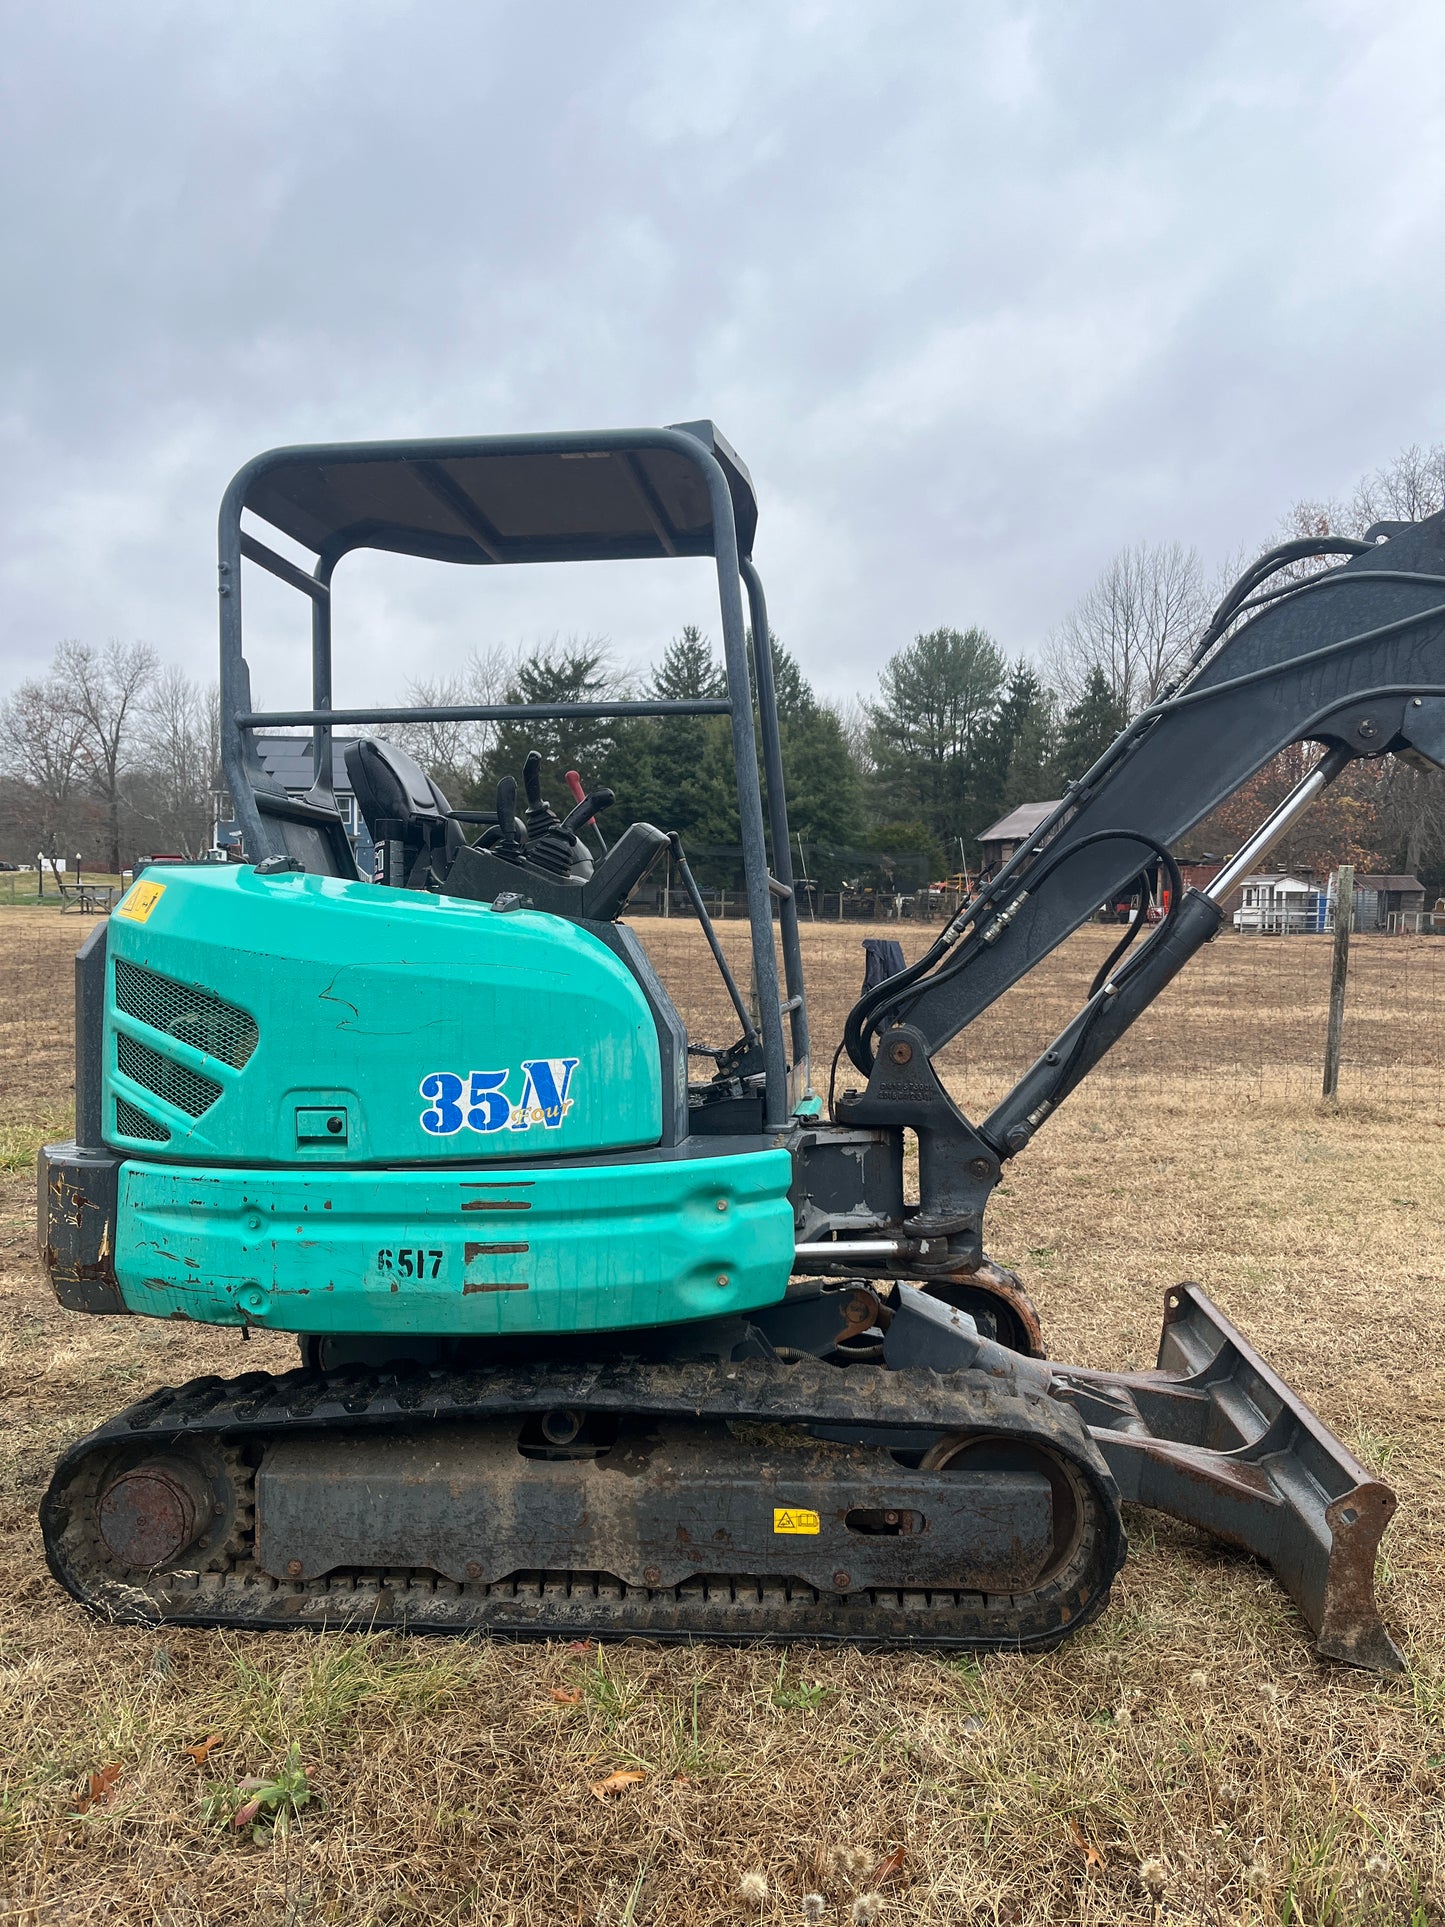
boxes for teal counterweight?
[100,867,795,1335]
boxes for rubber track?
[42,1356,1126,1650]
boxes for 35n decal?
[418,1060,579,1137]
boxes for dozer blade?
[1057,1283,1403,1673]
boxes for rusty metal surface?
[38,1143,126,1315]
[1058,1283,1403,1673]
[97,1461,202,1569]
[254,1421,1055,1593]
[922,1260,1046,1358]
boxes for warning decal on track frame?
[772,1508,821,1535]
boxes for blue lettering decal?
[465,1069,512,1133]
[419,1071,464,1136]
[514,1057,579,1130]
[420,1060,578,1134]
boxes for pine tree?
[644,627,729,841]
[1052,666,1127,784]
[975,659,1058,824]
[865,627,1005,847]
[473,642,650,825]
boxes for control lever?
[519,750,591,880]
[562,785,614,833]
[522,751,562,837]
[493,775,526,865]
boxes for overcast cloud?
[3,0,1444,714]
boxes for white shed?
[1232,873,1324,934]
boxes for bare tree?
[1273,444,1445,577]
[1351,442,1445,530]
[131,666,217,856]
[59,639,158,873]
[832,695,873,775]
[1044,542,1210,717]
[1271,442,1445,892]
[0,664,90,857]
[391,642,516,793]
[1375,755,1445,883]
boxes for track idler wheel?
[923,1259,1046,1356]
[58,1439,254,1584]
[920,1432,1096,1598]
[97,1459,211,1570]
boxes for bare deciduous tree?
[1351,442,1445,531]
[1044,542,1209,717]
[0,663,90,856]
[59,639,158,873]
[1274,444,1445,577]
[131,666,218,856]
[1273,443,1445,892]
[392,643,516,793]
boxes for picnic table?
[58,882,120,913]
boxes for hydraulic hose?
[844,829,1184,1076]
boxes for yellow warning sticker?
[117,880,166,923]
[773,1507,821,1535]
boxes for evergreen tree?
[472,642,652,825]
[1052,666,1127,784]
[860,819,947,892]
[1000,666,1059,809]
[643,626,728,838]
[974,659,1059,825]
[765,637,863,884]
[651,624,727,704]
[865,627,1005,847]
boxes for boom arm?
[852,511,1445,1067]
[832,511,1445,1276]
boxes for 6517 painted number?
[376,1247,444,1279]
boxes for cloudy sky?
[3,0,1444,715]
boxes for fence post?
[1322,863,1353,1099]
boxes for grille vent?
[114,1097,170,1143]
[113,958,257,1067]
[116,1032,223,1119]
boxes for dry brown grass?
[2,908,1444,1926]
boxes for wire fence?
[4,912,1441,1148]
[642,920,1445,1126]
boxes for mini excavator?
[40,422,1443,1669]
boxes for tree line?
[388,624,1137,892]
[3,444,1443,895]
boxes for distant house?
[1233,873,1326,934]
[1349,873,1427,932]
[213,734,374,873]
[977,801,1061,874]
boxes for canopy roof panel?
[234,422,757,569]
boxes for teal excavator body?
[101,864,793,1336]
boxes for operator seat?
[345,738,464,888]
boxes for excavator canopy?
[231,422,759,569]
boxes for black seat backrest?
[344,739,463,885]
[252,788,360,879]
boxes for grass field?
[1,908,1443,1925]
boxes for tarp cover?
[239,422,757,568]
